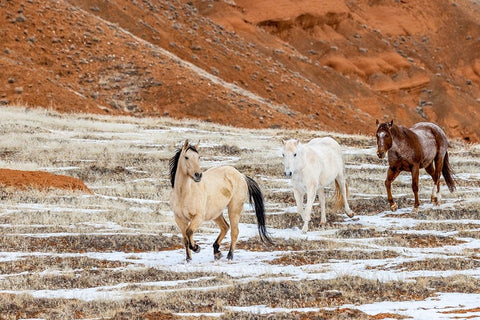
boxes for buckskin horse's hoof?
[192,244,201,253]
[390,203,398,212]
[214,252,222,260]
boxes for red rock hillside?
[1,0,479,142]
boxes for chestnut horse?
[169,140,271,262]
[376,120,455,212]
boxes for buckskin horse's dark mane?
[169,145,198,188]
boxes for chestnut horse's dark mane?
[169,145,198,188]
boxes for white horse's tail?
[333,180,348,212]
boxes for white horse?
[282,137,354,232]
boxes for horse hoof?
[227,252,233,260]
[346,211,354,218]
[192,244,201,253]
[301,225,309,233]
[390,203,398,212]
[214,252,223,260]
[186,257,192,263]
[412,207,420,213]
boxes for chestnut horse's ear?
[389,120,394,127]
[376,119,379,126]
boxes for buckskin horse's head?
[376,120,394,159]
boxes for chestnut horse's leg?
[213,215,229,260]
[433,156,445,204]
[425,163,439,204]
[385,167,400,211]
[411,164,420,212]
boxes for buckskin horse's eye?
[185,156,189,160]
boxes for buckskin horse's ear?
[183,140,190,150]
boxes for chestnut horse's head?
[375,119,394,159]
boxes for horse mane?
[391,123,418,142]
[169,145,198,188]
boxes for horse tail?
[442,151,456,193]
[245,175,273,244]
[333,180,348,212]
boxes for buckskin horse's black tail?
[442,151,456,193]
[245,175,273,244]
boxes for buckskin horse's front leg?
[385,167,400,211]
[174,214,194,262]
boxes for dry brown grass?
[0,106,479,318]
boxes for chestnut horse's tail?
[245,175,273,244]
[442,151,456,193]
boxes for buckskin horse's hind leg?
[213,215,229,260]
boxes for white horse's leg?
[338,176,354,218]
[293,188,305,221]
[318,187,326,225]
[302,185,317,233]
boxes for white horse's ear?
[281,139,287,145]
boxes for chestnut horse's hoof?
[411,206,420,213]
[390,203,398,212]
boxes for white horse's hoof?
[346,210,354,218]
[301,223,309,233]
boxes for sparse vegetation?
[0,106,479,318]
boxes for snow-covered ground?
[0,107,479,319]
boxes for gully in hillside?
[376,120,456,212]
[169,140,272,262]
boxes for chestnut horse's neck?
[389,124,423,161]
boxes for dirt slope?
[1,0,479,141]
[0,169,92,193]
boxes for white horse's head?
[281,139,302,177]
[179,140,202,182]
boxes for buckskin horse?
[169,140,271,262]
[375,120,455,212]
